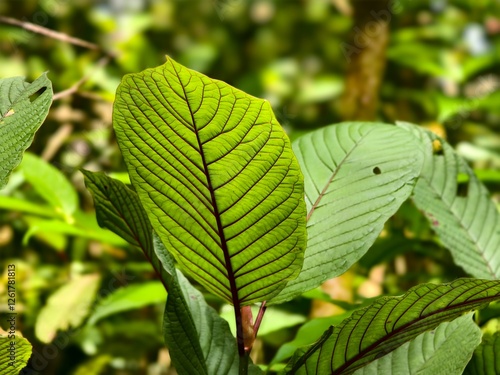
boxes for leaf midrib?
[173,67,240,308]
[331,286,498,375]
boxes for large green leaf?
[271,123,424,304]
[0,334,32,374]
[284,279,500,375]
[398,122,500,279]
[83,171,262,374]
[465,331,500,375]
[0,73,52,189]
[113,57,307,305]
[353,313,481,375]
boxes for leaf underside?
[0,335,32,374]
[353,313,481,375]
[0,73,52,189]
[465,331,500,375]
[272,122,424,304]
[398,122,500,279]
[113,57,307,305]
[285,278,500,375]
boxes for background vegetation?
[1,0,499,373]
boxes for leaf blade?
[398,121,500,279]
[272,122,424,303]
[0,73,53,189]
[353,313,481,375]
[285,279,500,375]
[113,57,307,305]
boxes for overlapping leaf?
[284,279,500,375]
[353,313,481,375]
[113,57,307,305]
[398,122,500,279]
[272,123,424,304]
[465,331,500,375]
[83,171,262,374]
[0,73,52,189]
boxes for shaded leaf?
[84,171,262,374]
[0,334,32,374]
[285,279,500,375]
[0,73,52,189]
[465,331,500,375]
[272,122,423,304]
[353,313,481,375]
[35,274,101,343]
[87,281,166,325]
[113,57,307,305]
[398,122,500,279]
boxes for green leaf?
[22,216,126,247]
[0,334,32,374]
[20,152,79,218]
[87,281,167,325]
[113,57,307,305]
[35,273,101,343]
[83,171,262,374]
[353,313,481,375]
[271,123,424,304]
[271,314,352,366]
[82,170,154,253]
[398,122,500,279]
[284,279,500,375]
[465,331,500,375]
[0,73,53,189]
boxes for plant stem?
[239,351,249,375]
[235,305,248,374]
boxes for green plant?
[79,57,500,374]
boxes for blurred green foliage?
[1,0,499,373]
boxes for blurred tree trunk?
[338,0,391,120]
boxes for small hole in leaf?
[29,87,47,103]
[432,139,444,156]
[373,167,381,175]
[457,181,469,197]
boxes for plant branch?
[253,301,267,338]
[0,15,109,53]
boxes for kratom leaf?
[82,170,154,255]
[353,313,481,375]
[284,279,500,375]
[87,281,166,325]
[113,57,307,305]
[0,73,52,189]
[398,122,500,279]
[271,314,352,366]
[271,122,424,304]
[84,171,262,374]
[464,331,500,375]
[0,334,32,374]
[21,152,78,218]
[35,274,101,343]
